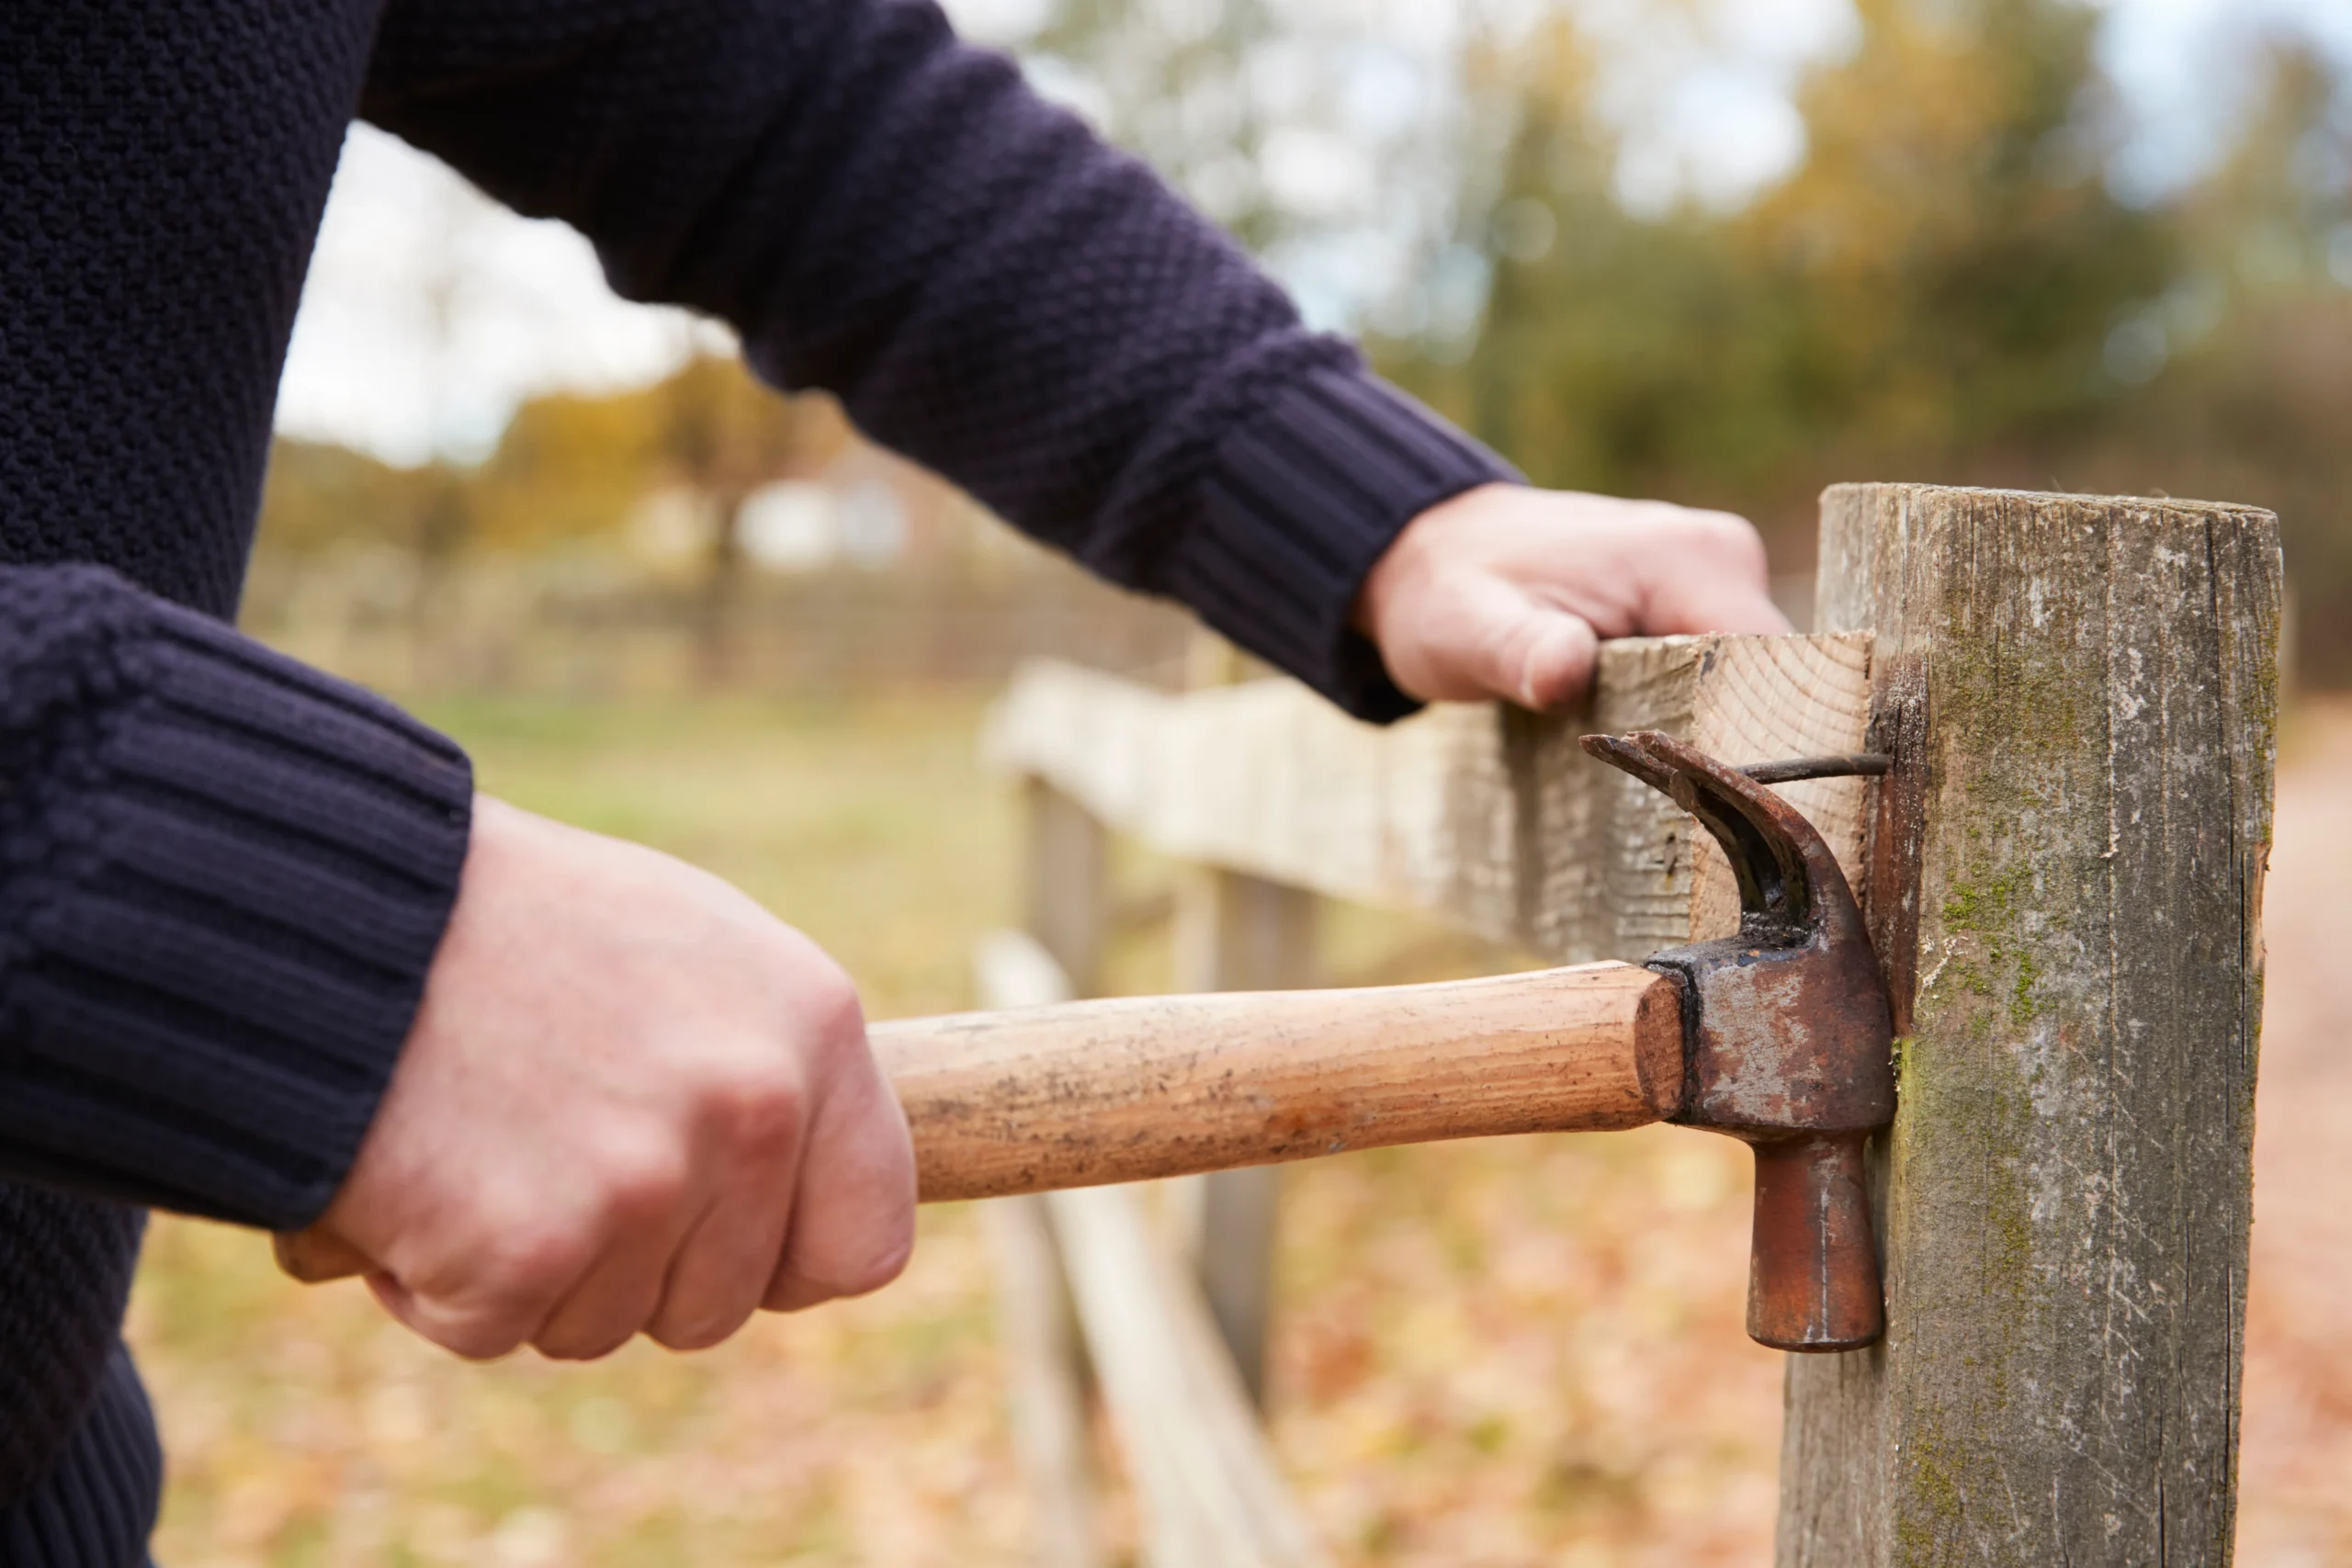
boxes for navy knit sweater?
[0,1,1512,1560]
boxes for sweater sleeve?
[0,566,472,1230]
[359,0,1518,720]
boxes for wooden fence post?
[1168,869,1317,1407]
[1023,776,1109,997]
[1161,634,1315,1408]
[986,781,1113,1568]
[1780,485,2283,1566]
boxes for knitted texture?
[0,568,474,1527]
[0,0,377,619]
[0,1195,145,1521]
[1185,372,1524,720]
[4,0,1514,1558]
[0,571,475,1228]
[0,1348,160,1568]
[4,4,473,1551]
[361,0,1516,708]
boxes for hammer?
[277,731,1894,1352]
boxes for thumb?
[1484,597,1600,713]
[1374,570,1600,710]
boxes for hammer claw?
[1581,730,1851,934]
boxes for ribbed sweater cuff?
[1,598,471,1232]
[1171,368,1521,723]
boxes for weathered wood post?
[1165,633,1317,1408]
[986,774,1329,1568]
[1781,485,2283,1566]
[1168,868,1315,1407]
[985,779,1112,1568]
[1023,776,1109,998]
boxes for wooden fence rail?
[983,630,1877,956]
[963,483,2280,1567]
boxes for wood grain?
[872,962,1682,1201]
[1778,484,2282,1567]
[980,632,1872,964]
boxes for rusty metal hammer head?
[1582,730,1895,1353]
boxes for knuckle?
[481,1220,595,1305]
[834,1227,916,1298]
[689,1047,808,1168]
[414,1302,535,1361]
[1694,509,1766,558]
[721,1069,808,1161]
[810,1212,919,1303]
[799,966,868,1060]
[438,1325,529,1362]
[600,1136,691,1224]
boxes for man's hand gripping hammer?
[278,731,1895,1353]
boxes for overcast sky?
[273,0,2352,468]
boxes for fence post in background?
[1779,485,2283,1566]
[983,779,1113,1568]
[1049,1179,1333,1568]
[1167,868,1317,1409]
[1164,633,1317,1409]
[1023,775,1109,998]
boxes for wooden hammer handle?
[879,959,1681,1200]
[276,961,1681,1282]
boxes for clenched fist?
[1358,484,1792,710]
[301,795,916,1361]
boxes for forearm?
[0,567,471,1228]
[363,0,1516,717]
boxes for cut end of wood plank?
[1679,633,1874,941]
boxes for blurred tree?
[1385,0,2176,560]
[2169,44,2349,313]
[258,354,845,665]
[1743,0,2174,457]
[1029,0,1286,248]
[256,439,452,558]
[2069,43,2352,674]
[252,1,2352,677]
[1424,18,1759,494]
[468,388,662,553]
[641,355,850,674]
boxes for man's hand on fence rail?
[1354,483,1792,711]
[282,795,917,1362]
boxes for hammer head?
[1582,730,1895,1353]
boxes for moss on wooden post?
[1780,485,2282,1567]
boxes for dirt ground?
[127,694,2352,1565]
[2234,701,2352,1567]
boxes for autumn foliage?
[260,2,2350,675]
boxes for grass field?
[126,691,2352,1565]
